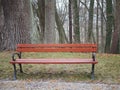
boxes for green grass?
[0,51,120,84]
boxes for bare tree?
[100,0,105,53]
[0,0,4,51]
[105,0,113,53]
[37,0,45,43]
[69,0,72,43]
[87,0,95,43]
[72,0,80,43]
[96,0,99,45]
[111,0,120,53]
[55,7,68,43]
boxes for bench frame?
[10,44,98,80]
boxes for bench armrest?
[12,52,21,61]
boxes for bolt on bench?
[10,44,98,80]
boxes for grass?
[0,51,120,84]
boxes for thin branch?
[79,0,89,11]
[96,0,106,22]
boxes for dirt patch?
[0,80,120,90]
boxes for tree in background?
[72,0,80,43]
[87,0,95,43]
[105,0,113,53]
[96,0,99,46]
[1,0,32,50]
[55,7,68,43]
[69,0,72,43]
[111,0,120,53]
[100,0,105,53]
[37,0,45,43]
[0,0,4,51]
[44,0,56,43]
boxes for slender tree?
[69,0,72,43]
[37,0,45,43]
[105,0,113,53]
[100,0,105,53]
[96,0,99,45]
[55,7,68,43]
[72,0,80,43]
[87,0,95,43]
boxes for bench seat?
[10,58,98,64]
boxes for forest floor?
[0,52,120,90]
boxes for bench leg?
[13,64,17,80]
[91,64,95,80]
[19,64,23,73]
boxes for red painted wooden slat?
[17,44,97,48]
[10,59,98,64]
[16,44,97,52]
[16,48,97,52]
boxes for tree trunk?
[87,0,95,43]
[0,0,4,51]
[72,0,80,43]
[1,0,32,50]
[96,0,99,45]
[111,0,120,53]
[44,0,55,43]
[100,0,105,53]
[105,0,113,53]
[55,8,68,43]
[37,0,45,43]
[119,31,120,53]
[69,0,72,43]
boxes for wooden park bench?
[10,44,98,80]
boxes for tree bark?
[55,8,68,43]
[111,0,120,53]
[37,0,45,43]
[72,0,80,43]
[87,0,95,43]
[100,0,105,53]
[69,0,72,43]
[0,0,4,51]
[105,0,113,53]
[1,0,32,50]
[44,0,55,43]
[96,0,99,45]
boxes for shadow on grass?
[17,70,92,81]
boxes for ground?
[0,80,120,90]
[0,52,120,90]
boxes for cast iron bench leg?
[91,64,95,80]
[13,64,17,80]
[19,64,23,73]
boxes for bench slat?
[16,44,97,52]
[17,48,97,52]
[10,59,98,64]
[17,44,97,48]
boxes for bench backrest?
[16,44,97,53]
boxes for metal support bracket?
[12,52,23,80]
[91,53,96,80]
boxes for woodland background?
[0,0,120,54]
